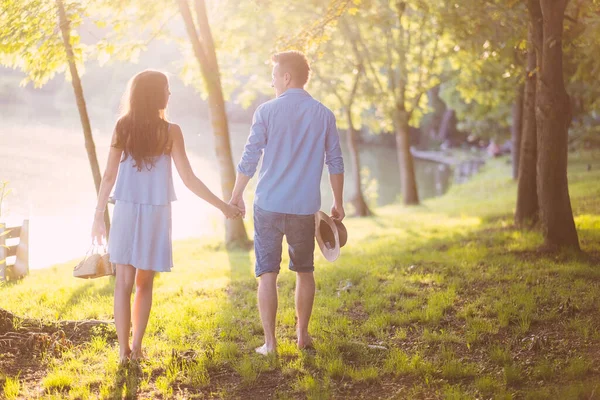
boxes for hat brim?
[315,211,340,262]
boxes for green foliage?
[438,0,526,139]
[42,370,73,393]
[2,376,21,399]
[475,375,501,397]
[0,154,597,398]
[440,360,477,381]
[0,0,84,87]
[503,364,523,387]
[564,0,600,116]
[564,357,592,379]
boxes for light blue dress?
[108,129,177,272]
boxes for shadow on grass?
[57,277,114,317]
[106,362,141,400]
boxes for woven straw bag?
[73,245,115,279]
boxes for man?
[230,50,345,355]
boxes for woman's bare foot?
[119,348,131,364]
[297,335,314,350]
[255,343,276,355]
[130,347,145,362]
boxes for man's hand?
[331,202,345,221]
[230,196,246,219]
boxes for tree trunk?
[512,85,524,180]
[535,0,579,250]
[515,27,540,228]
[57,0,110,237]
[394,109,419,205]
[345,110,372,217]
[438,109,456,142]
[179,0,249,247]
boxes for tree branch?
[313,65,345,106]
[347,64,364,110]
[411,26,441,113]
[276,0,353,50]
[343,20,386,96]
[177,0,208,67]
[395,1,407,104]
[144,9,180,46]
[385,28,398,101]
[194,0,217,67]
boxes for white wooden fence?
[0,220,29,281]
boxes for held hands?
[222,200,244,220]
[331,202,345,221]
[228,196,246,219]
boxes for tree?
[515,28,539,228]
[207,0,374,215]
[177,0,249,248]
[0,0,110,236]
[439,0,526,145]
[375,1,445,205]
[99,0,252,247]
[530,0,579,249]
[220,0,453,206]
[560,0,600,146]
[57,0,110,236]
[511,83,524,180]
[340,0,450,206]
[309,17,374,217]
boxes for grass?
[1,150,600,398]
[3,375,21,399]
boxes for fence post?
[0,222,6,281]
[14,219,29,277]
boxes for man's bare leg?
[256,272,278,354]
[295,271,315,349]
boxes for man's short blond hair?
[271,50,311,86]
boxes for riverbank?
[1,151,599,399]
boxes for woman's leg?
[131,269,156,359]
[114,264,136,362]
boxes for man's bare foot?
[255,343,276,355]
[297,335,314,350]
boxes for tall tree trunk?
[346,109,372,217]
[394,108,419,205]
[512,85,524,180]
[179,0,249,247]
[57,0,110,237]
[536,0,579,249]
[515,27,540,228]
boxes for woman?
[91,70,240,363]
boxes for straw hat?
[315,211,348,262]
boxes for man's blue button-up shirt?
[237,88,344,215]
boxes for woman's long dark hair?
[113,70,171,171]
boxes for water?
[0,113,453,270]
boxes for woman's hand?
[91,212,107,245]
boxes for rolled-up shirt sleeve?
[237,105,268,177]
[325,113,344,175]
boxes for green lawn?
[1,151,599,399]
